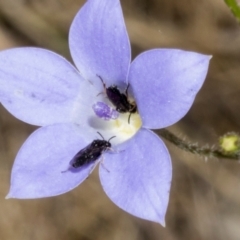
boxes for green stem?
[158,129,240,160]
[224,0,240,22]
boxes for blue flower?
[0,0,211,225]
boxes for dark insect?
[97,75,137,123]
[70,132,115,169]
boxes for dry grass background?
[0,0,240,239]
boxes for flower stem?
[158,129,240,160]
[224,0,240,22]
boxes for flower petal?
[7,123,100,199]
[99,128,172,225]
[0,47,97,126]
[69,0,131,87]
[128,49,211,129]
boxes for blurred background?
[0,0,240,239]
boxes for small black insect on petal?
[70,132,115,169]
[97,75,137,123]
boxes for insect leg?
[125,83,130,98]
[87,158,102,177]
[61,165,72,173]
[61,168,69,173]
[128,112,132,124]
[96,75,107,96]
[96,75,107,91]
[99,157,110,173]
[128,103,137,124]
[107,147,125,154]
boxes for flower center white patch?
[112,112,142,143]
[90,108,142,145]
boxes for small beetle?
[97,75,137,123]
[62,133,115,173]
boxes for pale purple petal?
[99,128,172,225]
[69,0,131,87]
[128,49,211,129]
[0,47,98,126]
[7,123,100,199]
[92,101,119,120]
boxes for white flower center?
[89,110,142,145]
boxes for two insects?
[98,75,137,123]
[67,76,136,171]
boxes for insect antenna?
[97,132,116,143]
[108,135,116,143]
[97,131,105,140]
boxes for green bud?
[219,132,240,154]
